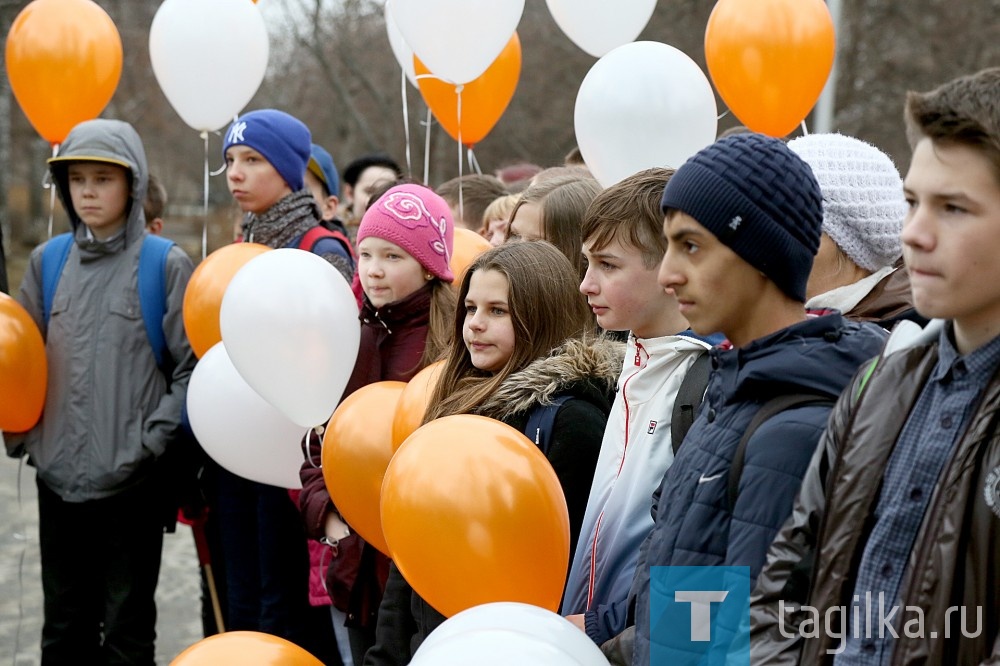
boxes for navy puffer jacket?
[629,314,886,666]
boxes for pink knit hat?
[357,183,455,282]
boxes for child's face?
[225,145,292,215]
[463,269,516,374]
[67,162,130,241]
[902,138,1000,342]
[352,166,398,218]
[485,217,508,247]
[507,203,543,242]
[305,169,338,222]
[659,211,768,346]
[357,236,427,308]
[581,236,685,338]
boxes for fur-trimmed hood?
[477,336,624,421]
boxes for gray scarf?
[243,189,320,249]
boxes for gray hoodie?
[10,119,196,502]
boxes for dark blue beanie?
[660,133,823,302]
[223,109,311,191]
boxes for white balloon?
[546,0,657,58]
[574,41,718,188]
[220,249,361,429]
[187,343,306,489]
[412,629,587,666]
[384,1,418,88]
[391,0,524,84]
[149,0,268,131]
[419,602,609,666]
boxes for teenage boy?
[618,133,886,665]
[6,119,195,663]
[566,168,711,645]
[752,66,1000,666]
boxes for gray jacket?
[8,119,195,502]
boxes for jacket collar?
[477,337,622,421]
[360,283,432,334]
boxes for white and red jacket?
[562,331,711,642]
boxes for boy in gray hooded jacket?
[6,119,195,664]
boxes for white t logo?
[675,590,729,641]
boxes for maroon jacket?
[300,283,433,629]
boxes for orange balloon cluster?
[322,381,407,555]
[705,0,835,137]
[381,415,571,617]
[0,294,47,432]
[449,229,492,293]
[183,243,271,358]
[5,0,123,145]
[170,631,322,666]
[416,32,521,147]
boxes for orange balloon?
[416,32,521,147]
[5,0,123,145]
[183,243,271,358]
[449,228,492,293]
[170,631,323,666]
[391,360,445,450]
[323,381,407,555]
[0,294,47,432]
[705,0,835,137]
[381,415,570,617]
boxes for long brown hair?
[507,175,602,279]
[424,241,591,422]
[422,279,457,367]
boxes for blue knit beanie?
[308,143,340,198]
[223,109,311,191]
[660,133,823,302]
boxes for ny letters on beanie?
[357,184,455,282]
[661,133,823,302]
[223,109,311,192]
[788,133,906,272]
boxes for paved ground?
[0,439,205,665]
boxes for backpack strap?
[299,225,357,261]
[138,234,175,372]
[727,392,835,511]
[41,232,174,372]
[41,233,75,327]
[671,352,712,456]
[524,394,573,456]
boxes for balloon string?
[456,84,464,224]
[201,131,209,261]
[800,120,809,136]
[47,143,59,239]
[423,108,432,187]
[467,147,482,175]
[401,69,412,179]
[716,109,730,121]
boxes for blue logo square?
[649,566,750,665]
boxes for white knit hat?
[788,133,906,272]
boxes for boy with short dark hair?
[620,133,886,665]
[752,66,1000,666]
[144,172,167,235]
[565,167,711,646]
[6,118,195,663]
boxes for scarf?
[243,189,321,249]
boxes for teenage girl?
[364,241,621,664]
